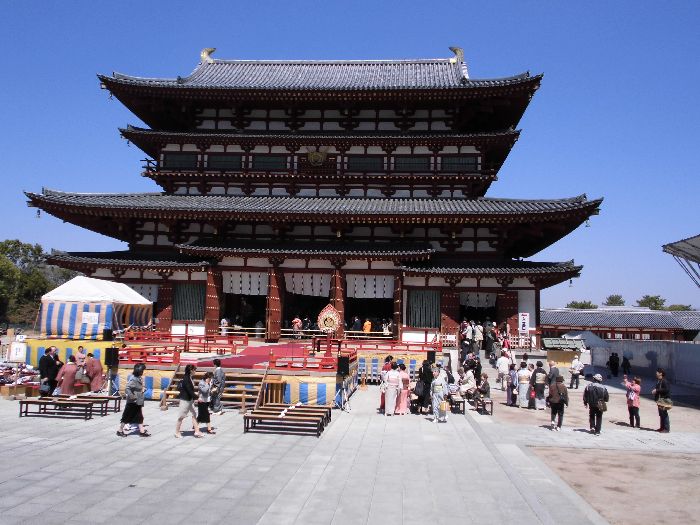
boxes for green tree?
[603,294,625,306]
[666,304,692,311]
[0,239,79,325]
[566,300,598,309]
[636,295,666,310]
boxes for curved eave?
[99,73,542,99]
[176,242,434,262]
[402,262,582,289]
[121,127,520,158]
[47,252,211,273]
[26,191,602,227]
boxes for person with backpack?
[117,364,150,437]
[547,375,569,431]
[175,364,204,438]
[583,373,609,435]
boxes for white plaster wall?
[517,290,537,331]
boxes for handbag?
[439,400,449,412]
[75,368,90,385]
[529,388,536,400]
[39,380,51,395]
[379,383,387,394]
[656,397,673,410]
[596,399,607,412]
[414,381,424,397]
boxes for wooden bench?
[39,396,111,417]
[262,403,332,425]
[474,397,493,415]
[244,410,325,437]
[20,398,94,420]
[77,394,122,413]
[449,394,466,414]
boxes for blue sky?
[1,1,698,308]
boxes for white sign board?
[15,334,26,343]
[9,342,27,363]
[518,312,530,334]
[82,312,99,325]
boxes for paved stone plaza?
[1,377,698,525]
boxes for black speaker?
[337,356,350,376]
[102,329,113,341]
[427,351,436,364]
[104,347,119,367]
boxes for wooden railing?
[123,331,248,354]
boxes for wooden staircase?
[164,366,264,410]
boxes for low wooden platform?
[19,398,95,420]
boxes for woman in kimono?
[431,368,449,423]
[529,361,548,410]
[384,362,401,416]
[516,362,531,408]
[396,363,410,415]
[85,353,104,392]
[56,355,79,395]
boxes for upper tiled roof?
[103,57,539,91]
[540,307,687,329]
[48,251,211,270]
[27,189,601,220]
[178,240,433,260]
[401,260,581,275]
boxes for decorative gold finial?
[448,47,464,64]
[200,48,216,64]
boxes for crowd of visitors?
[38,345,105,395]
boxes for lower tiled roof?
[48,251,211,270]
[401,260,581,276]
[540,308,687,330]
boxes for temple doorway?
[459,292,498,325]
[223,294,266,329]
[283,292,330,331]
[345,297,393,335]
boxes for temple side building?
[27,47,602,344]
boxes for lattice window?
[441,155,478,172]
[162,153,199,169]
[207,154,243,171]
[346,156,383,172]
[252,155,287,170]
[173,283,205,321]
[393,156,431,172]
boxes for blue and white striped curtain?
[38,301,113,340]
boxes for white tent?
[38,276,152,340]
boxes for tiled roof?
[103,57,540,91]
[121,126,519,145]
[401,260,581,276]
[540,308,686,329]
[178,240,433,260]
[669,310,700,331]
[27,189,601,221]
[48,251,210,269]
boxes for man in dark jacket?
[547,360,560,387]
[38,347,59,394]
[583,374,609,435]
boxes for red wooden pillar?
[204,269,223,335]
[440,289,460,335]
[330,268,345,339]
[392,275,402,340]
[156,281,173,332]
[265,267,283,342]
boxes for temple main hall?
[27,47,601,346]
